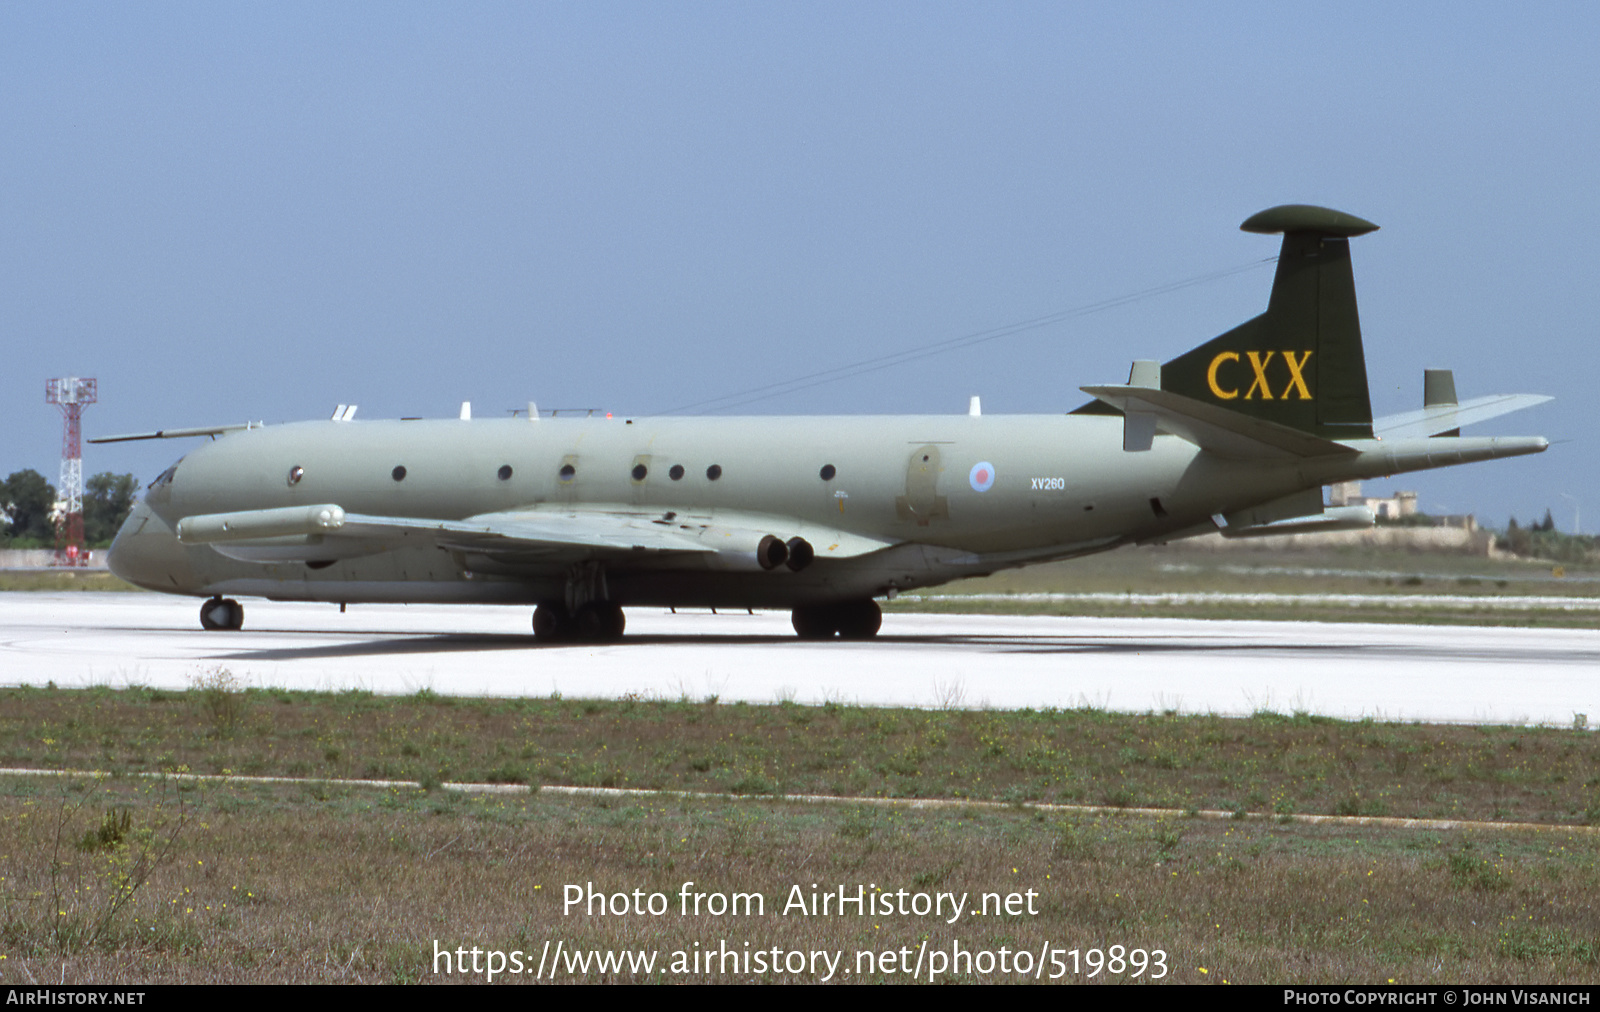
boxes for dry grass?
[885,545,1600,628]
[0,571,137,593]
[0,775,1595,984]
[3,686,1598,826]
[3,686,1598,983]
[916,544,1600,599]
[888,595,1600,628]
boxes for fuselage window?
[498,465,513,481]
[286,465,304,487]
[392,466,407,482]
[706,464,723,481]
[559,463,577,481]
[669,464,685,481]
[631,464,648,481]
[820,464,836,481]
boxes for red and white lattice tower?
[45,377,97,566]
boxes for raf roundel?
[969,461,996,493]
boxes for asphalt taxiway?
[2,592,1595,725]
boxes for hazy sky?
[2,3,1592,532]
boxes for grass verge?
[0,571,138,592]
[5,684,1598,826]
[0,774,1595,983]
[3,678,1598,984]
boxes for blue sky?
[2,3,1592,532]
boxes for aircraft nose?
[108,501,204,593]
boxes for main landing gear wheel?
[532,603,570,641]
[199,597,244,631]
[791,599,882,640]
[532,602,626,643]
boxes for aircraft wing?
[175,503,898,566]
[1079,385,1357,459]
[1371,394,1552,440]
[336,509,709,556]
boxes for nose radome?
[108,502,204,593]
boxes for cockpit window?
[147,459,183,491]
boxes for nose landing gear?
[199,596,244,631]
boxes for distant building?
[1329,481,1417,520]
[1326,481,1476,529]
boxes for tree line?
[1501,512,1595,564]
[0,470,140,548]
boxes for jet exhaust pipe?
[701,530,790,571]
[784,537,814,571]
[757,534,788,570]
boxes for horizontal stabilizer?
[1080,385,1358,460]
[1372,394,1552,440]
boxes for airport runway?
[2,592,1596,726]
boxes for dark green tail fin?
[1159,205,1379,439]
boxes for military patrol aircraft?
[95,205,1549,641]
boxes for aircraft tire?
[835,599,882,640]
[572,602,626,643]
[200,597,244,631]
[532,604,571,641]
[791,605,836,640]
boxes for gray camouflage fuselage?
[108,411,1543,608]
[100,205,1552,631]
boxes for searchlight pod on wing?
[93,205,1550,641]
